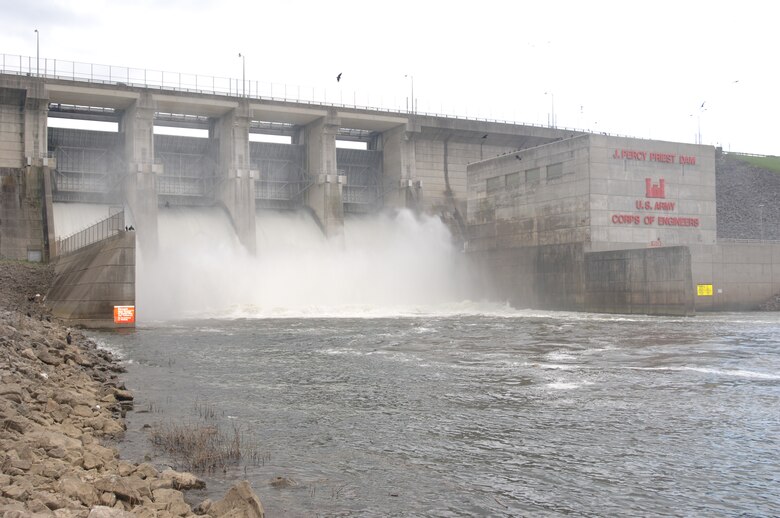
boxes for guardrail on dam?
[55,210,125,256]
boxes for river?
[93,310,780,517]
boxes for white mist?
[138,208,478,320]
[52,202,115,239]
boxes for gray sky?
[1,0,777,154]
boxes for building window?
[486,175,505,193]
[547,162,564,180]
[505,172,520,189]
[525,167,540,183]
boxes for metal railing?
[157,175,210,196]
[724,151,771,158]
[55,210,125,256]
[0,52,618,137]
[719,238,780,245]
[255,178,312,201]
[343,184,379,205]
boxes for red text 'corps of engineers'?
[611,214,700,226]
[613,149,696,165]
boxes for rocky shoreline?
[0,261,265,518]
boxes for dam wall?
[1,67,571,256]
[46,231,135,328]
[0,76,55,261]
[584,246,694,316]
[691,241,780,311]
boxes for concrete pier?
[0,76,55,262]
[214,102,257,253]
[381,123,419,210]
[305,111,344,236]
[121,92,160,257]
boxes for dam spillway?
[2,55,780,321]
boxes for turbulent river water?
[92,311,780,517]
[53,202,778,515]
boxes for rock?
[149,478,174,491]
[2,483,30,500]
[207,481,264,518]
[47,447,67,459]
[85,443,118,464]
[112,389,133,402]
[124,475,152,501]
[26,430,82,452]
[29,489,69,511]
[192,498,213,515]
[99,491,117,507]
[0,502,26,515]
[161,469,206,490]
[87,505,135,518]
[36,349,63,366]
[133,463,159,480]
[57,475,100,507]
[270,476,297,488]
[1,417,30,434]
[101,418,126,437]
[93,475,141,505]
[52,390,77,406]
[24,496,50,514]
[116,461,135,477]
[38,458,69,479]
[82,451,103,471]
[151,488,191,517]
[0,384,24,404]
[72,405,93,418]
[717,155,780,241]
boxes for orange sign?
[114,305,135,324]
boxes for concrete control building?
[467,134,780,314]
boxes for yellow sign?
[114,305,136,324]
[697,284,713,297]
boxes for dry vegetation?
[148,402,265,474]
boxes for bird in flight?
[336,72,342,82]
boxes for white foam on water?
[632,366,780,380]
[546,381,581,390]
[535,363,577,371]
[545,351,577,361]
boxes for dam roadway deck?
[1,62,578,257]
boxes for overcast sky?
[1,0,777,155]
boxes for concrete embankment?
[0,261,265,517]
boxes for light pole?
[238,53,245,97]
[697,101,706,144]
[545,91,555,128]
[405,74,414,114]
[759,203,764,240]
[34,29,39,77]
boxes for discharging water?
[94,311,780,517]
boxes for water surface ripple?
[96,311,780,517]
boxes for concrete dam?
[1,56,779,325]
